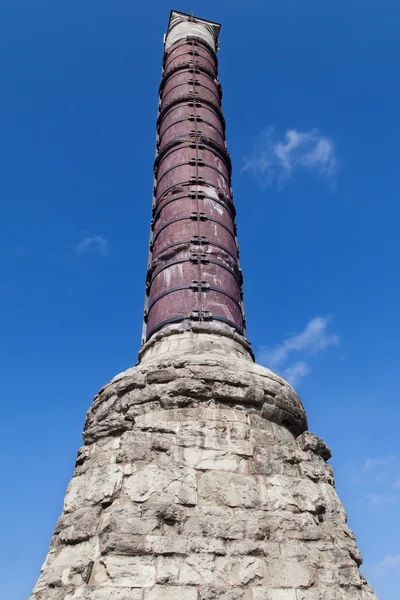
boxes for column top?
[165,10,221,52]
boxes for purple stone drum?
[144,35,246,341]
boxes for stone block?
[201,407,249,423]
[299,459,334,484]
[124,465,197,505]
[100,504,158,536]
[100,532,148,555]
[82,589,143,600]
[63,465,122,513]
[297,431,331,460]
[56,506,101,544]
[198,471,262,508]
[116,433,152,463]
[157,554,215,585]
[176,446,246,472]
[181,512,246,540]
[253,590,297,600]
[146,535,187,555]
[147,369,176,384]
[144,586,197,600]
[43,541,96,587]
[296,591,365,600]
[279,540,309,560]
[214,556,264,586]
[199,587,253,600]
[134,412,180,435]
[141,501,187,524]
[226,539,279,557]
[201,436,253,457]
[262,475,325,514]
[187,536,226,554]
[264,559,315,588]
[101,555,155,587]
[167,378,212,398]
[213,382,247,402]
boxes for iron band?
[152,214,235,244]
[148,282,243,314]
[147,256,242,290]
[154,138,231,175]
[153,191,236,220]
[157,94,226,131]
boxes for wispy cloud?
[366,493,399,506]
[74,235,109,257]
[258,316,339,368]
[364,456,394,472]
[257,316,339,386]
[282,361,310,386]
[370,554,400,576]
[381,555,400,568]
[242,127,338,189]
[364,553,400,592]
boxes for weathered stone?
[227,539,279,557]
[214,556,264,585]
[167,378,213,398]
[181,510,246,540]
[144,587,197,600]
[63,465,122,513]
[264,559,315,587]
[141,501,187,524]
[124,465,197,504]
[76,588,143,600]
[147,369,176,384]
[200,587,253,600]
[253,590,297,600]
[297,432,332,461]
[101,555,156,587]
[187,536,226,554]
[100,504,158,536]
[175,446,246,472]
[198,471,262,507]
[56,506,101,544]
[38,540,96,588]
[157,554,215,585]
[30,350,376,600]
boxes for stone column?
[30,11,378,600]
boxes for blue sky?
[1,1,399,598]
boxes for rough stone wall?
[30,350,377,600]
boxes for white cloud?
[365,553,400,586]
[258,316,339,368]
[74,235,109,257]
[366,493,399,506]
[371,554,400,577]
[364,456,394,472]
[256,316,338,387]
[283,361,310,386]
[242,127,338,189]
[380,555,400,568]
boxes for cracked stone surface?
[30,337,377,600]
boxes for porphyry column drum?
[145,15,245,341]
[29,10,378,600]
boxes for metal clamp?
[190,235,209,244]
[190,252,209,264]
[190,280,210,291]
[190,310,212,320]
[190,211,207,220]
